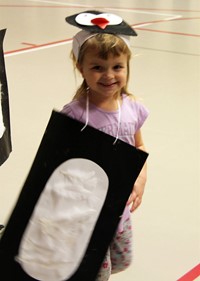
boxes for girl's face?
[78,48,128,100]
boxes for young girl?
[62,11,149,281]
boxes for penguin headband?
[65,10,137,61]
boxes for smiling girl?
[62,13,149,281]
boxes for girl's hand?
[127,175,146,212]
[129,130,147,212]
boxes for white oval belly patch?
[16,158,109,281]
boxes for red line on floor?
[109,7,200,13]
[135,27,200,37]
[21,42,38,47]
[0,4,92,8]
[177,264,200,281]
[4,38,72,55]
[133,17,200,37]
[0,4,199,12]
[135,17,200,27]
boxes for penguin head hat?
[65,10,137,61]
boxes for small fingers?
[127,190,142,212]
[127,190,137,205]
[130,196,142,212]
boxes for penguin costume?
[0,11,148,281]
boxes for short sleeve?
[61,104,75,119]
[135,102,149,132]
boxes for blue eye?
[114,65,123,70]
[92,66,102,71]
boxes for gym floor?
[0,0,199,280]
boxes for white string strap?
[113,99,121,145]
[81,91,121,145]
[81,92,89,131]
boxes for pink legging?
[96,218,132,281]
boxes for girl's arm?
[127,129,147,212]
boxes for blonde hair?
[72,33,133,100]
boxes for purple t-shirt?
[61,94,149,231]
[62,94,149,145]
